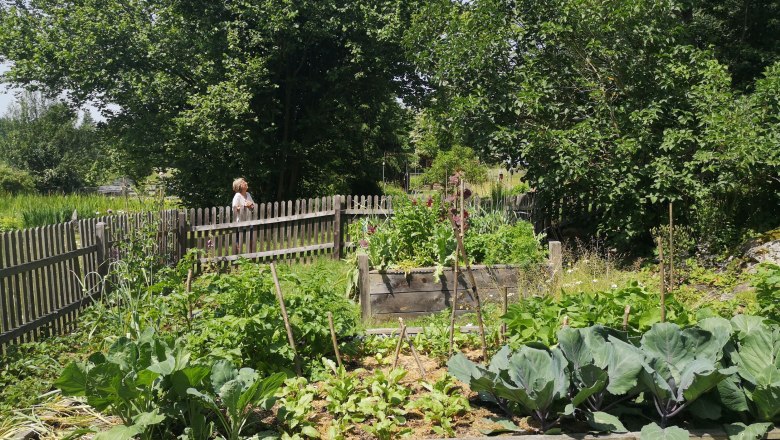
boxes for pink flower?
[367,225,377,235]
[426,196,433,207]
[359,239,369,248]
[449,174,460,186]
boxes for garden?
[1,173,779,440]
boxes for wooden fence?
[0,194,534,349]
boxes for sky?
[0,61,106,121]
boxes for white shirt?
[232,192,254,220]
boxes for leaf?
[131,409,166,427]
[586,411,627,433]
[640,422,690,440]
[605,337,644,395]
[716,376,749,413]
[723,423,773,440]
[301,425,321,438]
[210,359,238,392]
[55,362,88,396]
[751,383,780,421]
[478,417,526,435]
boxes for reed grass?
[0,193,179,230]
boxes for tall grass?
[0,193,178,230]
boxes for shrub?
[421,146,488,188]
[0,162,35,194]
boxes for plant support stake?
[392,319,408,370]
[501,286,508,344]
[657,238,666,323]
[270,263,302,376]
[668,202,674,291]
[327,312,343,368]
[448,181,461,358]
[449,178,488,361]
[400,318,426,378]
[622,305,631,331]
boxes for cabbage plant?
[448,345,569,432]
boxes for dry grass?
[0,392,116,439]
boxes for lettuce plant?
[448,345,569,432]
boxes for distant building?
[97,177,136,196]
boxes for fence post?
[358,253,371,321]
[549,240,562,279]
[177,211,187,263]
[333,195,344,260]
[95,222,109,285]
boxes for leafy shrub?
[185,260,361,376]
[420,146,488,187]
[464,214,543,266]
[0,162,35,194]
[752,263,780,321]
[503,281,696,346]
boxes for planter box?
[357,257,521,321]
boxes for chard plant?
[408,374,470,437]
[275,377,321,439]
[448,345,569,432]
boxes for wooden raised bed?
[358,260,517,321]
[357,242,562,321]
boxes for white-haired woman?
[231,178,255,253]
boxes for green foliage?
[464,213,544,266]
[503,281,696,346]
[406,0,780,251]
[0,162,35,194]
[719,315,780,423]
[448,345,570,432]
[184,261,361,376]
[420,146,488,187]
[0,93,110,193]
[407,375,470,437]
[752,263,780,321]
[0,193,174,229]
[275,377,321,439]
[0,0,416,205]
[186,360,286,440]
[55,329,214,439]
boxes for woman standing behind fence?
[232,178,255,254]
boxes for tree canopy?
[0,0,417,206]
[405,0,780,250]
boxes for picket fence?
[0,193,535,349]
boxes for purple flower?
[462,188,472,200]
[367,225,377,235]
[359,239,369,248]
[426,196,433,207]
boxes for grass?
[0,193,180,231]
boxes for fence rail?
[1,194,534,350]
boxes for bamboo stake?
[657,238,666,323]
[668,202,674,291]
[270,263,302,376]
[185,269,193,292]
[186,268,194,328]
[400,318,426,378]
[449,178,488,361]
[500,286,508,344]
[622,305,631,331]
[328,312,343,368]
[448,183,461,358]
[392,321,407,370]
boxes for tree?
[405,0,780,250]
[0,0,417,206]
[0,93,104,193]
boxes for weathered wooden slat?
[0,284,100,346]
[367,267,517,295]
[10,231,24,338]
[369,290,477,314]
[0,245,97,279]
[199,242,335,263]
[0,233,12,334]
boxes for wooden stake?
[500,286,508,344]
[185,269,193,292]
[401,318,426,378]
[562,316,569,328]
[448,183,461,358]
[668,202,674,291]
[657,238,666,323]
[449,178,488,361]
[392,320,407,370]
[270,263,302,376]
[328,311,343,369]
[622,305,631,331]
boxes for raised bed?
[357,241,562,321]
[442,428,780,440]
